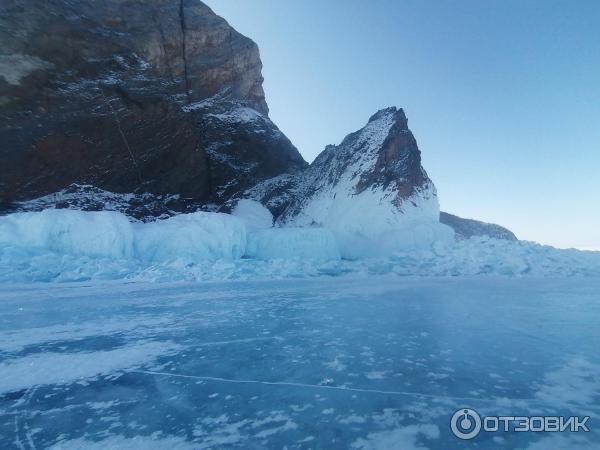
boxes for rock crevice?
[178,0,191,104]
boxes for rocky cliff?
[0,0,305,216]
[440,212,517,241]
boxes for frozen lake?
[1,276,599,449]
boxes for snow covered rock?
[134,212,246,263]
[245,228,340,260]
[247,107,451,255]
[231,199,273,231]
[280,107,438,229]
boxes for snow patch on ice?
[351,424,440,450]
[0,315,176,353]
[534,357,600,408]
[50,435,196,450]
[0,341,182,393]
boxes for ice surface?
[1,277,599,449]
[231,199,273,231]
[246,227,341,260]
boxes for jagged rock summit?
[0,0,305,214]
[249,107,439,231]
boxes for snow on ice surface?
[1,277,599,449]
[0,341,182,393]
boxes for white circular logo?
[450,408,482,440]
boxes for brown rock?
[0,0,305,213]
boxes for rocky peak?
[367,106,405,124]
[305,106,422,194]
[247,106,439,238]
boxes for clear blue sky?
[204,0,600,250]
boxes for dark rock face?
[3,184,210,220]
[353,108,427,201]
[0,0,305,210]
[440,211,517,241]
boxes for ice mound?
[1,209,600,283]
[134,212,246,263]
[0,209,246,265]
[336,222,455,259]
[0,209,134,259]
[246,227,341,260]
[231,199,273,231]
